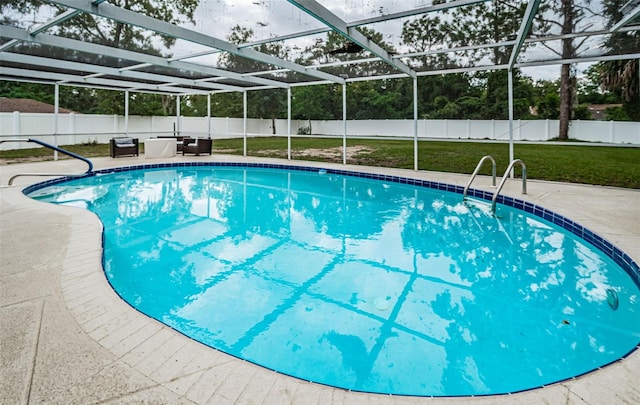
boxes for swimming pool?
[26,163,640,397]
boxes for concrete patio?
[1,154,639,404]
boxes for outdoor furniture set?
[110,136,212,158]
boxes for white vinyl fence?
[1,112,639,150]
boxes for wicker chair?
[110,137,139,158]
[182,138,212,156]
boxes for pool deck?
[1,154,639,404]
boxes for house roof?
[0,98,76,113]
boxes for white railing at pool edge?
[492,159,527,214]
[0,138,93,186]
[463,155,497,201]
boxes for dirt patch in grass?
[248,145,376,163]
[212,148,242,154]
[294,145,375,159]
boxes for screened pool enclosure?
[1,0,639,167]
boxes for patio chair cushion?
[113,137,136,147]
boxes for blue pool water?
[28,164,640,396]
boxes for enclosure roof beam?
[30,9,82,35]
[508,0,542,70]
[287,0,417,79]
[401,25,638,61]
[0,0,108,53]
[0,75,197,96]
[348,0,490,27]
[172,0,491,65]
[170,12,640,77]
[401,41,515,59]
[174,26,333,63]
[0,67,207,94]
[611,4,640,31]
[31,0,109,35]
[0,26,287,90]
[515,52,640,68]
[233,50,640,86]
[46,0,344,84]
[1,53,245,92]
[216,49,640,89]
[172,0,490,65]
[221,0,491,54]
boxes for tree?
[401,2,540,120]
[481,70,535,120]
[451,1,546,121]
[290,27,410,123]
[598,0,640,120]
[0,0,198,115]
[416,74,478,119]
[249,89,288,134]
[291,84,342,133]
[535,0,599,138]
[299,28,398,78]
[559,0,578,138]
[578,64,621,104]
[449,1,538,66]
[401,14,452,70]
[211,92,244,118]
[217,25,291,132]
[346,79,411,120]
[0,81,55,105]
[3,0,197,51]
[604,106,631,121]
[534,80,561,119]
[180,94,208,117]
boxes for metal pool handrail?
[492,159,527,214]
[463,155,496,200]
[0,138,94,186]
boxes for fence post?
[69,112,76,144]
[609,120,614,143]
[545,119,550,140]
[12,111,20,137]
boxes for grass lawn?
[1,137,639,189]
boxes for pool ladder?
[0,138,93,186]
[463,156,526,214]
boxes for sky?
[175,0,608,81]
[12,0,614,83]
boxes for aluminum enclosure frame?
[1,0,639,170]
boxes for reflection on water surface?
[32,166,640,396]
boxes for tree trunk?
[558,0,574,140]
[272,117,276,135]
[559,63,571,140]
[161,95,173,116]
